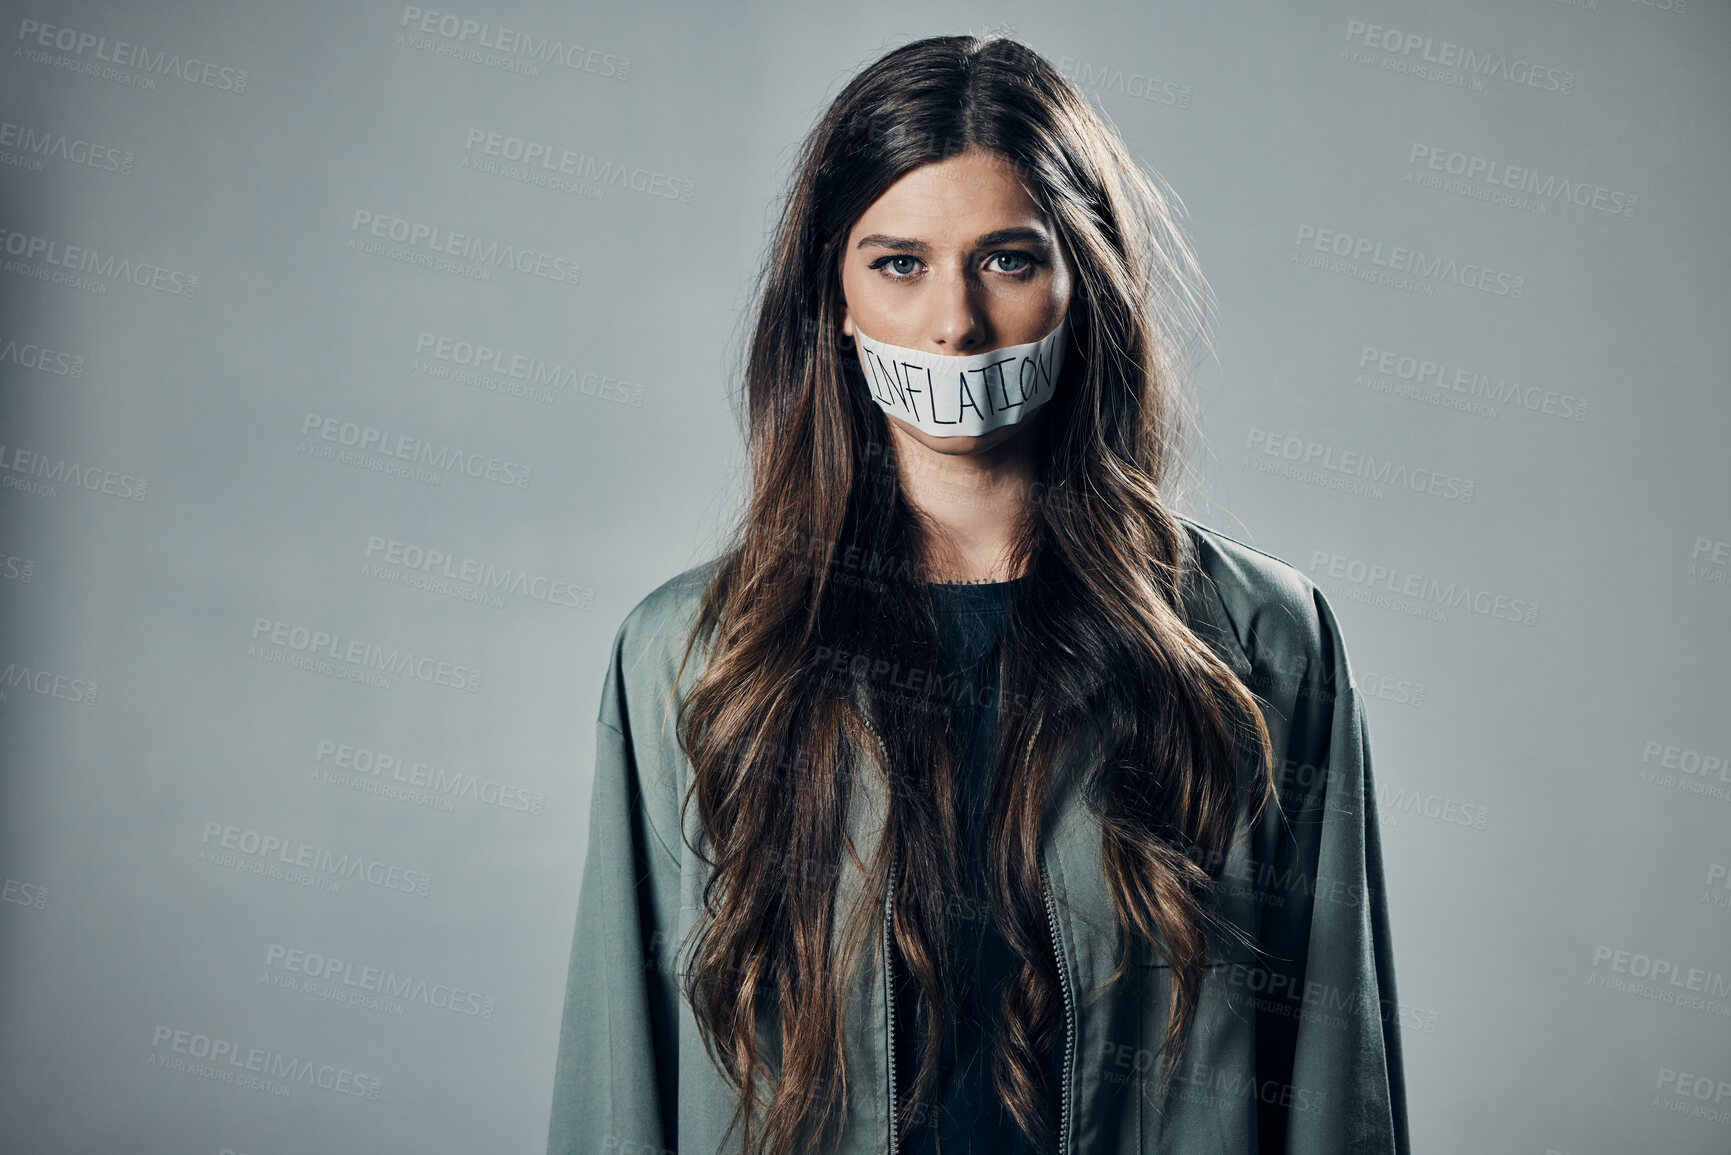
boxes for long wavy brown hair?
[666,32,1276,1155]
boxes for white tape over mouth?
[852,317,1068,438]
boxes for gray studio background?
[1,1,1727,1152]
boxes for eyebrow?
[854,226,1053,252]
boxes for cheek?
[1047,278,1075,331]
[840,266,898,336]
[834,270,856,337]
[839,265,867,320]
[1048,262,1074,310]
[842,262,877,302]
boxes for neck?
[889,420,1039,583]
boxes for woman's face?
[839,146,1075,456]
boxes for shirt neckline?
[922,573,1028,588]
[923,577,1021,614]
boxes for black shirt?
[894,577,1053,1154]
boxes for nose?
[926,268,987,353]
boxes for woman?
[549,33,1408,1155]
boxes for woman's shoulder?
[1173,514,1344,676]
[615,557,723,638]
[600,527,1352,708]
[609,556,724,660]
[598,557,724,723]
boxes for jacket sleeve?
[1277,587,1410,1154]
[548,625,684,1155]
[1232,578,1405,1155]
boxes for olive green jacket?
[548,517,1410,1154]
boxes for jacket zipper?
[1027,715,1073,1155]
[859,710,901,1155]
[1041,862,1075,1155]
[885,841,901,1155]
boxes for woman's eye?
[868,252,1041,279]
[872,255,922,277]
[988,252,1036,274]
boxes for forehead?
[849,148,1045,241]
